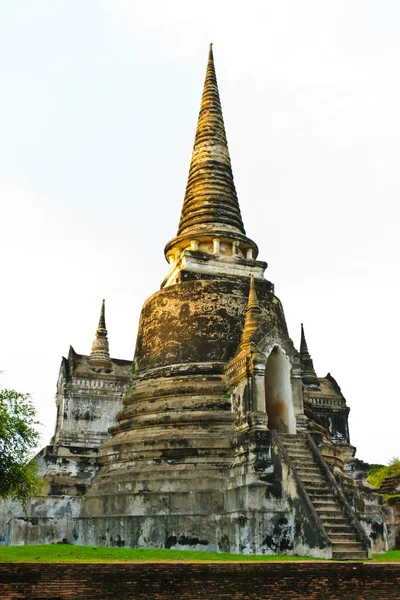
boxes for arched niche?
[265,346,296,434]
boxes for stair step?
[329,533,359,541]
[317,511,346,520]
[324,525,355,535]
[288,452,311,464]
[292,466,317,472]
[305,483,331,491]
[332,542,365,552]
[295,467,321,475]
[320,518,349,526]
[307,492,333,500]
[332,551,368,560]
[312,501,338,508]
[289,457,315,464]
[295,468,322,475]
[280,441,306,445]
[316,505,343,512]
[304,483,331,492]
[328,533,364,550]
[297,475,324,483]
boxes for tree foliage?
[369,463,385,477]
[368,457,400,489]
[0,386,43,508]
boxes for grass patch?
[372,550,400,562]
[0,545,399,563]
[0,545,319,563]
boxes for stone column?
[252,362,266,412]
[290,364,303,415]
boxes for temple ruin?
[1,45,394,559]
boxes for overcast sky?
[1,1,399,465]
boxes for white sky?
[0,1,399,465]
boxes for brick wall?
[1,562,400,599]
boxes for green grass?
[371,550,400,562]
[0,545,319,563]
[0,545,399,563]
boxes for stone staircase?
[279,433,369,560]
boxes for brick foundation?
[1,562,400,599]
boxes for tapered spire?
[240,276,263,350]
[300,323,309,354]
[97,298,106,330]
[300,323,318,386]
[164,45,258,268]
[177,43,245,237]
[89,300,113,372]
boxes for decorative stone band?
[131,362,227,381]
[112,410,234,434]
[225,355,251,389]
[225,355,248,377]
[162,249,267,288]
[54,431,107,445]
[310,396,346,408]
[165,230,259,264]
[121,374,226,403]
[71,378,130,390]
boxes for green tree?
[368,457,400,489]
[0,386,43,508]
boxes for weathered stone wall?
[53,348,131,447]
[384,500,400,549]
[332,462,388,553]
[5,430,331,558]
[135,277,286,375]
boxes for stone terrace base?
[1,563,400,599]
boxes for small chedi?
[1,46,396,559]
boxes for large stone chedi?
[77,46,385,559]
[3,46,388,557]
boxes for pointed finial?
[300,323,308,354]
[248,275,261,312]
[299,323,318,385]
[240,276,263,350]
[89,300,113,372]
[208,43,213,61]
[98,299,106,332]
